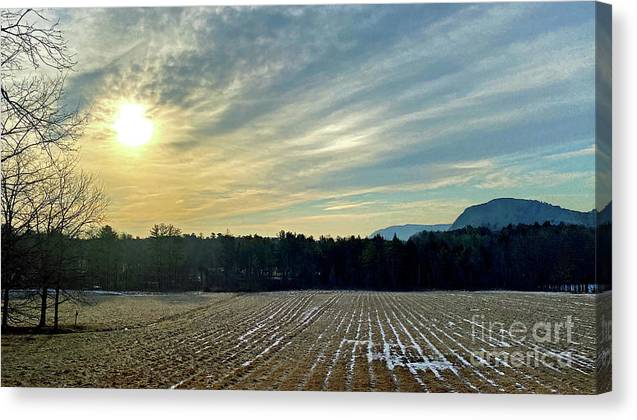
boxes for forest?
[74,222,608,294]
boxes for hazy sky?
[52,3,605,238]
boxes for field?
[1,291,611,393]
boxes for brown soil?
[1,291,611,394]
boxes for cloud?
[323,201,377,212]
[52,3,598,236]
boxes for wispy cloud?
[54,3,598,236]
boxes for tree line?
[7,221,607,296]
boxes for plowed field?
[1,291,611,393]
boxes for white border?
[1,1,635,419]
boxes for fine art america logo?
[469,315,577,369]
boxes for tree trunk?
[53,285,60,330]
[201,269,207,292]
[2,286,9,329]
[38,285,48,328]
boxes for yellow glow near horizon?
[113,103,154,147]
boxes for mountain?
[370,199,611,239]
[450,198,595,231]
[370,224,451,240]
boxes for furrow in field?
[230,293,342,390]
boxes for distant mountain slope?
[370,224,451,240]
[450,198,596,230]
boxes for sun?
[113,103,154,147]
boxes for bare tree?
[1,9,74,72]
[1,76,85,163]
[1,9,96,329]
[1,8,84,163]
[1,149,58,327]
[30,159,107,329]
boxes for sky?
[49,2,608,238]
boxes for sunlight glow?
[113,103,154,147]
